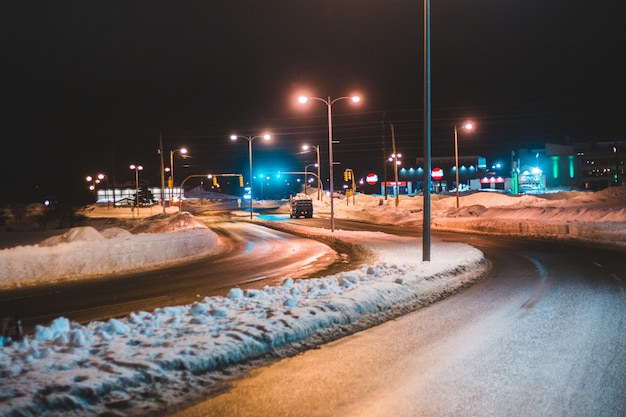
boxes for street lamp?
[298,95,361,232]
[129,164,143,216]
[302,144,322,200]
[304,163,318,193]
[169,147,188,204]
[230,133,271,219]
[388,153,402,207]
[86,173,109,207]
[86,173,105,193]
[454,122,473,208]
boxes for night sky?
[4,1,625,203]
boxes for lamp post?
[87,173,109,207]
[302,144,322,200]
[304,163,318,193]
[388,153,402,207]
[423,0,432,261]
[298,95,361,232]
[86,173,105,196]
[454,122,473,208]
[614,145,620,185]
[230,134,271,219]
[389,123,401,207]
[169,147,187,205]
[129,164,143,216]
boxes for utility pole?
[391,123,400,207]
[423,0,432,262]
[381,113,388,200]
[159,132,166,214]
[109,125,117,208]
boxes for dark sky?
[3,0,625,202]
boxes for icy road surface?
[172,234,626,417]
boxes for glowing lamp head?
[464,123,473,131]
[262,134,270,140]
[298,96,308,104]
[351,96,361,103]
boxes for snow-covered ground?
[0,212,224,288]
[0,187,625,417]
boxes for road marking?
[519,254,550,310]
[241,276,267,284]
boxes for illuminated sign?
[366,173,379,185]
[431,168,444,180]
[480,177,506,183]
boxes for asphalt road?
[0,220,340,334]
[170,218,626,417]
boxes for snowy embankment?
[324,186,626,251]
[0,210,485,417]
[0,212,223,288]
[1,186,625,416]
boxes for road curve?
[171,226,626,417]
[0,221,338,333]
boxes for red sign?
[366,173,379,185]
[431,167,444,180]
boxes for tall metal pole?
[423,0,432,262]
[454,125,460,208]
[135,168,139,212]
[249,138,254,219]
[299,95,359,231]
[327,96,335,232]
[169,150,174,203]
[316,146,321,201]
[391,123,400,207]
[382,113,388,200]
[159,132,165,214]
[231,134,269,219]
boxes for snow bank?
[1,187,625,416]
[0,231,485,417]
[313,187,626,250]
[0,213,223,288]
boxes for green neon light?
[551,156,559,179]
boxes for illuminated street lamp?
[304,163,318,193]
[129,164,143,215]
[86,173,105,193]
[86,173,108,207]
[388,153,402,207]
[169,147,188,204]
[302,144,322,200]
[230,133,271,219]
[298,95,361,232]
[454,122,473,208]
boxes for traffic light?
[239,175,244,187]
[212,176,218,186]
[344,170,352,181]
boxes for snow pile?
[303,187,626,249]
[430,188,626,248]
[0,213,223,288]
[1,187,625,416]
[0,230,485,417]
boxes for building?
[410,155,488,193]
[574,141,625,190]
[512,141,624,192]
